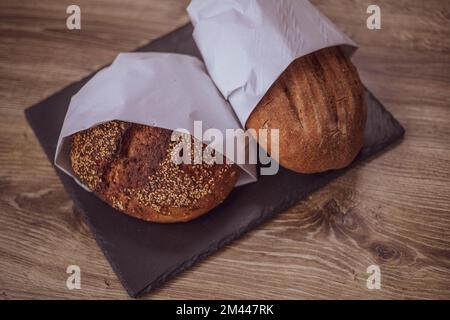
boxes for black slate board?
[24,24,405,297]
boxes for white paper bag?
[54,52,257,189]
[188,0,357,126]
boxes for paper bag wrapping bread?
[188,0,366,173]
[54,53,257,222]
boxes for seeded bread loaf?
[70,121,239,223]
[246,46,367,173]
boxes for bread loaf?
[70,121,239,223]
[246,46,367,173]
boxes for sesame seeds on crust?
[70,121,239,222]
[70,121,130,191]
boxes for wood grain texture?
[0,0,449,299]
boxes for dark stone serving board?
[24,24,405,297]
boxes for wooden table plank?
[0,0,449,299]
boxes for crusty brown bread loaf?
[246,46,367,173]
[70,121,239,223]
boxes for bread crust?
[70,121,239,223]
[246,46,367,173]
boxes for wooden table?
[1,0,449,299]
